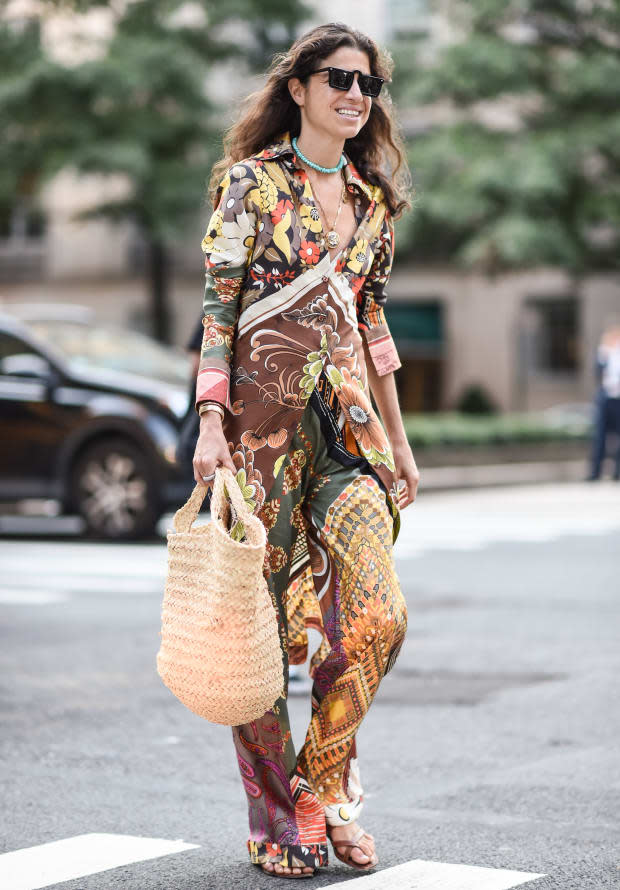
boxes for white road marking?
[325,859,545,889]
[0,590,69,605]
[0,833,200,890]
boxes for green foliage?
[0,0,310,336]
[392,0,620,272]
[402,410,591,448]
[455,383,498,415]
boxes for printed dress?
[197,132,408,869]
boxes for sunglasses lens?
[329,68,354,91]
[359,74,383,97]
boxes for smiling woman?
[189,22,418,881]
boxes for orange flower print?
[267,428,288,448]
[336,377,387,456]
[214,276,241,303]
[271,197,294,224]
[300,240,320,265]
[202,314,234,350]
[351,275,364,296]
[241,430,267,451]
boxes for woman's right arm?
[192,163,261,486]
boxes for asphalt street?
[1,481,619,890]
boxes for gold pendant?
[326,230,340,248]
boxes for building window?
[523,296,580,374]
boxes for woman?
[193,22,419,879]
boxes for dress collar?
[253,132,374,202]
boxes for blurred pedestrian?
[588,319,620,481]
[192,23,419,878]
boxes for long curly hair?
[209,22,411,218]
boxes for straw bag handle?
[211,466,253,522]
[173,467,250,533]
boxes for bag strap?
[172,468,250,534]
[173,482,208,533]
[211,466,252,521]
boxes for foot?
[328,822,378,870]
[261,860,314,877]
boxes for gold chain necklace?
[308,171,348,250]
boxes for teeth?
[337,109,360,117]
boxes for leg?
[297,472,408,867]
[588,392,608,480]
[610,398,620,480]
[231,430,328,876]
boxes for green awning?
[384,303,443,344]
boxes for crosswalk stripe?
[323,859,545,889]
[0,833,200,890]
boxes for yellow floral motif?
[235,468,258,511]
[254,166,278,213]
[201,208,223,253]
[300,202,323,234]
[346,238,369,274]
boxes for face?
[289,46,374,140]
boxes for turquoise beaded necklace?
[291,136,346,174]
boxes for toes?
[262,861,275,873]
[351,848,371,865]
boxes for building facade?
[2,0,618,413]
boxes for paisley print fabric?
[195,131,402,514]
[233,404,407,869]
[194,133,408,871]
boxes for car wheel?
[70,438,161,540]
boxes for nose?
[346,74,363,101]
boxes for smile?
[336,109,361,117]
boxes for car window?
[27,321,189,386]
[0,333,50,377]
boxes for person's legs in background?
[588,390,609,480]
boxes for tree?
[0,0,310,340]
[391,0,620,274]
[0,11,83,240]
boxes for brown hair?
[209,22,411,218]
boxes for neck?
[295,127,345,174]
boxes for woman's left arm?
[358,209,419,508]
[363,341,420,508]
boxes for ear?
[288,77,306,108]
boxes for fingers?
[193,456,238,487]
[396,472,421,509]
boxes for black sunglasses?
[309,66,384,98]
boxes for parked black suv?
[0,304,194,539]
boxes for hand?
[392,440,420,509]
[192,413,237,487]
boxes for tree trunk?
[148,237,171,344]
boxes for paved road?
[1,482,619,890]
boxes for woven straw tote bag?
[156,466,284,725]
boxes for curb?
[418,459,588,492]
